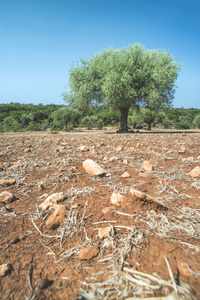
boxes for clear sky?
[0,0,200,108]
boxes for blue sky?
[0,0,200,108]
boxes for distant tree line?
[0,102,200,132]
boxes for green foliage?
[3,116,21,132]
[97,118,104,130]
[0,103,199,133]
[27,121,42,131]
[65,44,182,131]
[128,109,143,128]
[0,103,63,132]
[52,106,81,130]
[41,119,50,130]
[66,124,74,131]
[192,114,200,129]
[50,123,63,132]
[81,116,90,125]
[174,116,191,129]
[20,113,34,126]
[162,116,173,129]
[140,108,157,130]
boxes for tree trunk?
[64,122,67,131]
[147,122,152,131]
[119,108,129,132]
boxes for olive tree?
[64,44,182,132]
[192,114,200,129]
[3,116,20,132]
[52,106,81,131]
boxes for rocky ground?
[0,129,200,300]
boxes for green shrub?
[3,116,21,132]
[50,124,63,132]
[27,121,42,131]
[193,114,200,129]
[66,124,73,131]
[41,119,50,130]
[97,118,104,130]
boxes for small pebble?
[38,278,51,290]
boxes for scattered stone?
[166,157,175,161]
[98,227,111,239]
[37,182,44,192]
[123,159,129,164]
[115,145,123,154]
[105,173,111,177]
[109,157,118,162]
[79,146,89,152]
[0,162,4,170]
[130,188,153,201]
[0,191,14,203]
[83,159,106,176]
[178,147,186,153]
[10,237,20,245]
[0,179,16,186]
[177,262,193,277]
[0,263,12,277]
[121,172,131,178]
[149,210,156,215]
[33,163,39,167]
[46,205,67,230]
[110,192,127,207]
[39,192,66,210]
[101,206,114,214]
[167,149,173,154]
[24,148,31,153]
[38,278,52,290]
[189,166,200,178]
[143,161,153,172]
[79,246,99,260]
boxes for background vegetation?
[0,102,200,132]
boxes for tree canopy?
[64,44,182,131]
[51,106,81,131]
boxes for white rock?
[0,263,12,277]
[121,172,131,178]
[189,166,200,178]
[79,145,89,152]
[83,159,106,176]
[0,191,14,203]
[130,189,153,201]
[79,246,99,260]
[39,192,65,210]
[110,192,126,207]
[98,227,111,239]
[143,161,153,172]
[46,205,67,230]
[109,157,118,162]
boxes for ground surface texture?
[0,129,200,300]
